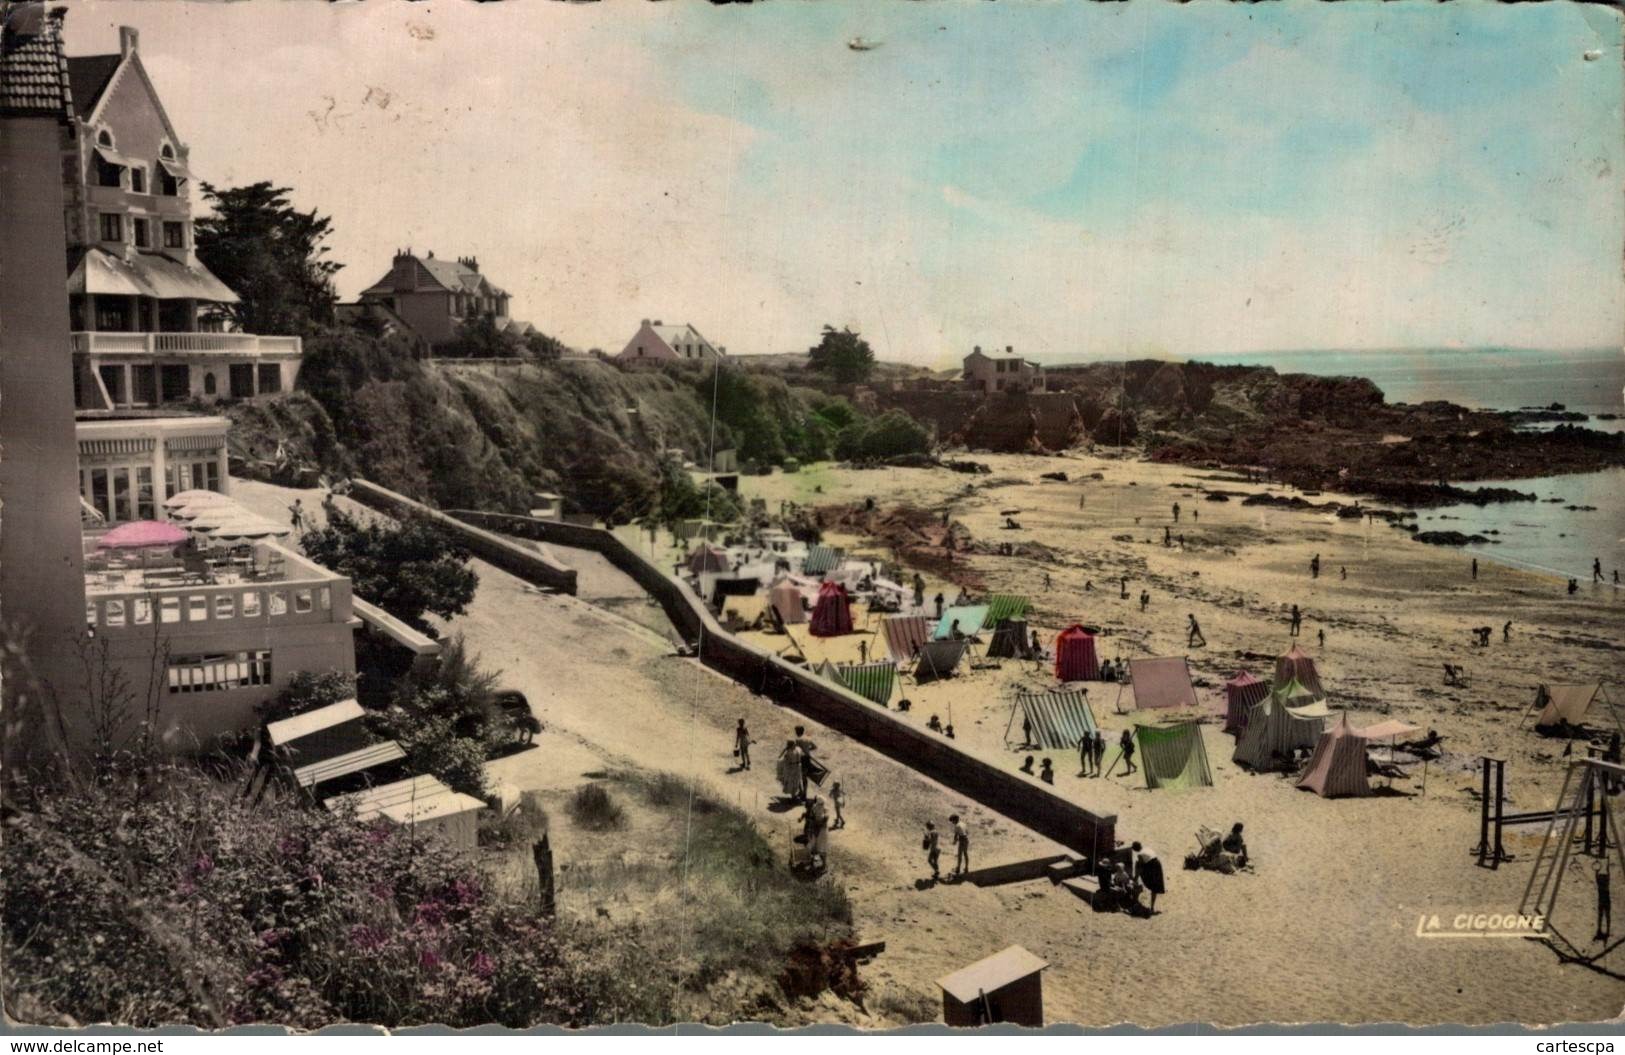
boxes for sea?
[1195,348,1625,585]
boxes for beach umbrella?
[181,503,255,530]
[204,518,290,540]
[96,520,188,550]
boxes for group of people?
[742,720,849,873]
[1096,842,1166,916]
[922,814,972,882]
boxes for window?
[163,221,185,249]
[187,595,209,622]
[136,468,154,520]
[98,212,123,243]
[90,467,109,522]
[257,363,282,394]
[241,591,262,618]
[132,217,150,248]
[166,650,271,694]
[131,365,157,406]
[268,591,288,617]
[131,598,152,625]
[94,299,131,332]
[130,167,146,194]
[230,363,255,398]
[112,467,132,523]
[160,364,189,402]
[95,155,123,189]
[105,600,126,627]
[203,372,217,395]
[159,167,180,197]
[214,595,234,620]
[293,589,313,614]
[319,587,331,611]
[159,597,181,624]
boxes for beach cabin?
[528,492,563,521]
[938,945,1049,1027]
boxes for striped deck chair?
[981,594,1030,630]
[882,614,931,662]
[913,639,968,683]
[802,545,843,577]
[838,661,897,706]
[1011,690,1098,750]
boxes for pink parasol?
[96,520,189,550]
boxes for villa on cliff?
[615,318,726,365]
[355,250,535,348]
[963,345,1045,394]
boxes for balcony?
[84,540,353,638]
[72,332,303,358]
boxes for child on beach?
[830,782,846,830]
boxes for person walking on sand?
[734,718,752,771]
[776,740,804,801]
[934,592,945,620]
[1311,554,1321,579]
[1078,733,1093,777]
[1503,620,1512,643]
[923,821,942,881]
[1172,501,1181,523]
[858,639,869,663]
[1133,842,1165,914]
[1093,730,1107,777]
[1340,566,1347,581]
[1120,577,1129,600]
[1140,590,1150,613]
[1289,604,1302,638]
[288,499,306,532]
[1164,525,1172,548]
[913,573,926,610]
[1192,507,1199,523]
[1472,558,1478,580]
[830,781,847,830]
[1044,571,1052,592]
[1317,628,1325,649]
[1596,558,1604,584]
[1187,614,1206,649]
[1079,490,1087,510]
[951,814,971,878]
[1023,715,1034,748]
[1109,729,1137,777]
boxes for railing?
[72,332,303,357]
[86,575,350,636]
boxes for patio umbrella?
[171,499,245,521]
[204,518,290,540]
[96,520,189,550]
[181,504,256,530]
[163,490,233,510]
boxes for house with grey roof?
[615,318,726,366]
[356,250,534,348]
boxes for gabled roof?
[361,253,509,299]
[1,3,73,119]
[937,945,1048,1003]
[64,53,119,118]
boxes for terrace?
[83,538,352,637]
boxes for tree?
[299,509,479,634]
[807,325,876,384]
[194,182,341,336]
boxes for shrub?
[566,783,624,831]
[258,669,356,724]
[834,408,931,462]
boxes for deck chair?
[1443,663,1469,688]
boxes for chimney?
[119,26,138,58]
[653,319,663,326]
[1006,345,1013,355]
[466,256,478,273]
[973,345,982,355]
[641,318,650,326]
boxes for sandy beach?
[234,452,1625,1026]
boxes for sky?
[63,0,1625,368]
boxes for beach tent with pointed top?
[1128,657,1200,710]
[1232,687,1328,773]
[914,639,968,683]
[1533,682,1620,731]
[838,661,897,706]
[1223,671,1269,735]
[1274,645,1325,698]
[686,543,731,575]
[1136,721,1213,789]
[882,614,932,662]
[769,578,808,625]
[1053,625,1100,682]
[1296,714,1372,797]
[934,604,990,641]
[809,581,854,637]
[813,658,842,682]
[1008,690,1097,750]
[802,544,843,577]
[982,594,1031,630]
[986,618,1033,660]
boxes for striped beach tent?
[914,639,968,683]
[1232,688,1327,773]
[1136,721,1214,789]
[1223,671,1269,735]
[882,614,932,662]
[1296,714,1371,797]
[838,661,897,706]
[802,545,843,577]
[933,604,990,641]
[982,594,1031,630]
[768,578,808,625]
[1011,690,1098,750]
[1274,645,1325,699]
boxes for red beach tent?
[809,581,854,637]
[1054,625,1100,682]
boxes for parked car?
[494,689,542,747]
